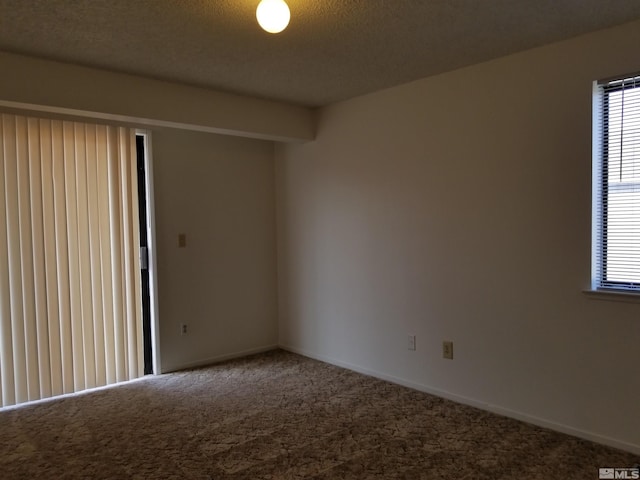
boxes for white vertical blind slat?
[107,127,126,383]
[121,129,141,378]
[28,118,52,400]
[17,116,40,402]
[86,125,107,387]
[97,125,116,385]
[0,115,16,406]
[74,123,97,390]
[40,119,64,398]
[63,121,85,392]
[52,120,74,395]
[5,116,28,404]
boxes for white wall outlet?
[408,335,416,351]
[443,341,453,359]
[181,324,188,335]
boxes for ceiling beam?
[0,51,315,143]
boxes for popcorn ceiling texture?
[0,0,639,106]
[0,350,637,479]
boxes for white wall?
[153,129,278,372]
[276,19,640,453]
[0,51,314,142]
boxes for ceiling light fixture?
[256,0,290,34]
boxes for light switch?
[178,233,186,248]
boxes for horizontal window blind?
[0,114,144,407]
[593,75,640,292]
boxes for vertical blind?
[0,114,144,407]
[593,75,640,291]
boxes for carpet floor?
[0,349,637,479]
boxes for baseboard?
[160,344,279,373]
[280,344,640,456]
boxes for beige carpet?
[0,349,637,479]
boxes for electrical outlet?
[181,324,188,335]
[442,341,453,359]
[408,335,416,351]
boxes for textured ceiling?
[1,0,640,107]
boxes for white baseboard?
[160,344,279,373]
[279,344,640,456]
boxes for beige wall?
[276,19,640,453]
[153,129,277,372]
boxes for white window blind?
[0,114,144,407]
[593,74,640,292]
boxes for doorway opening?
[135,133,160,376]
[136,134,153,374]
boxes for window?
[592,74,640,293]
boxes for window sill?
[582,289,640,303]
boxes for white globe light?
[256,0,290,34]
